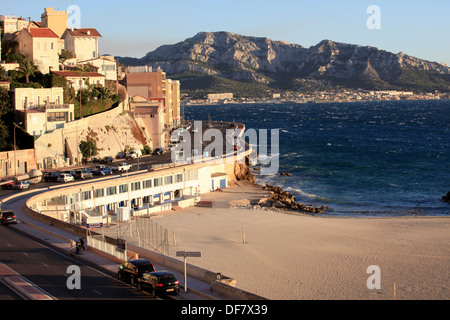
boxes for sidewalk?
[2,191,234,300]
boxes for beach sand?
[110,181,450,300]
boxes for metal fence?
[135,217,169,255]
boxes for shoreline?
[183,97,450,107]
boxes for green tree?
[0,119,10,151]
[0,87,12,115]
[59,49,74,63]
[18,58,38,84]
[79,138,98,159]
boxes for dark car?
[137,271,180,297]
[100,156,114,164]
[74,170,94,179]
[94,166,112,176]
[0,210,17,225]
[118,259,156,286]
[152,148,164,155]
[44,171,61,182]
[1,179,14,190]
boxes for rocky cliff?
[118,31,450,93]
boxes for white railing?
[87,235,127,261]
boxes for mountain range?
[117,31,450,97]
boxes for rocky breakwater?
[259,184,328,214]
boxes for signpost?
[176,251,201,293]
[86,216,103,229]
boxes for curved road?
[0,225,152,300]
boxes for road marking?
[92,289,102,296]
[41,263,49,267]
[0,263,55,300]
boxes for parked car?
[137,270,180,297]
[126,150,142,159]
[0,210,17,225]
[112,162,131,172]
[152,148,164,155]
[100,156,114,164]
[63,170,77,176]
[94,166,112,176]
[44,171,61,182]
[74,170,94,179]
[13,181,29,190]
[1,179,14,190]
[118,259,156,286]
[57,173,74,183]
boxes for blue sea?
[185,100,450,216]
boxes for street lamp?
[13,122,23,176]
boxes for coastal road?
[0,225,151,300]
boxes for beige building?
[62,28,102,61]
[207,92,233,101]
[125,66,181,132]
[40,8,68,38]
[0,149,37,178]
[131,95,166,149]
[78,56,118,81]
[51,70,105,91]
[14,87,75,137]
[40,7,68,53]
[0,15,30,36]
[15,27,59,74]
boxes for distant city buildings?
[207,92,233,102]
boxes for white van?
[126,150,142,159]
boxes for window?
[47,112,68,122]
[164,175,173,185]
[131,181,141,191]
[94,188,104,198]
[143,179,152,189]
[175,173,183,183]
[107,186,117,196]
[51,42,54,50]
[83,191,91,200]
[153,177,162,187]
[119,184,128,193]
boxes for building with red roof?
[15,27,60,74]
[62,28,102,61]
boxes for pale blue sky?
[2,0,449,65]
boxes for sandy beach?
[105,181,449,300]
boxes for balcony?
[25,103,72,111]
